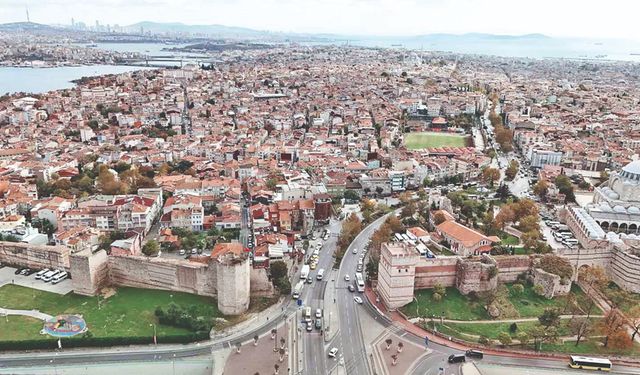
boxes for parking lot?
[0,266,73,295]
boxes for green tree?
[497,332,512,346]
[538,308,561,328]
[142,240,160,256]
[555,175,576,202]
[270,261,288,280]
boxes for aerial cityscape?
[1,1,640,375]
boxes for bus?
[355,272,365,293]
[394,233,404,242]
[569,356,612,371]
[292,280,304,299]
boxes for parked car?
[14,268,24,275]
[315,308,322,318]
[465,350,484,359]
[51,271,68,284]
[179,249,186,255]
[344,274,350,282]
[306,321,313,332]
[348,285,355,292]
[352,248,358,254]
[191,248,197,255]
[19,268,32,276]
[353,296,363,304]
[315,319,322,330]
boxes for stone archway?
[600,221,610,231]
[610,222,619,233]
[630,223,638,234]
[619,223,628,234]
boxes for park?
[404,131,471,150]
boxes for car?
[191,249,197,255]
[356,264,363,272]
[315,319,322,330]
[328,347,339,358]
[353,296,363,304]
[306,277,313,284]
[306,322,313,332]
[344,274,350,282]
[348,285,355,292]
[310,263,317,270]
[179,249,186,255]
[448,354,466,363]
[352,248,358,254]
[24,268,37,276]
[14,268,24,275]
[19,268,31,276]
[465,349,484,359]
[315,309,322,318]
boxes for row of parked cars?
[12,266,69,284]
[448,350,484,363]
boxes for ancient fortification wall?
[0,242,71,271]
[70,249,110,296]
[609,248,640,294]
[531,268,572,299]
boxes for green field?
[0,285,222,341]
[404,132,470,150]
[402,284,598,321]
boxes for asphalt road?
[301,219,342,375]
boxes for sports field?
[404,132,470,150]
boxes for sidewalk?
[407,314,604,325]
[211,296,288,342]
[0,307,53,321]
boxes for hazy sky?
[2,0,637,39]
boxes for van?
[465,350,484,359]
[304,307,312,322]
[51,271,68,284]
[448,354,466,363]
[35,268,50,280]
[42,270,60,282]
[317,269,325,280]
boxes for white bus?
[355,272,365,293]
[569,356,611,371]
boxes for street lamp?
[150,323,157,345]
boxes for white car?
[179,249,186,255]
[344,274,350,281]
[328,347,339,358]
[353,296,363,304]
[352,248,358,254]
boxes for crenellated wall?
[609,248,640,293]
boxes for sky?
[1,0,638,39]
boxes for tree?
[497,332,512,346]
[555,175,575,203]
[495,206,515,229]
[528,324,558,351]
[512,283,525,295]
[495,184,512,201]
[518,215,540,233]
[142,240,160,256]
[538,308,561,328]
[505,160,519,181]
[433,212,447,226]
[599,309,626,347]
[517,331,529,348]
[522,230,539,252]
[533,179,549,199]
[385,338,392,350]
[578,266,608,292]
[433,283,446,297]
[343,189,359,202]
[270,261,288,280]
[608,328,633,350]
[538,254,573,280]
[482,167,501,187]
[512,199,539,218]
[569,316,592,347]
[628,305,640,341]
[509,322,518,333]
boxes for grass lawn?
[499,235,520,246]
[541,339,640,357]
[405,132,469,150]
[508,284,598,318]
[401,287,489,321]
[0,316,43,341]
[0,285,222,341]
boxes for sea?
[2,37,640,94]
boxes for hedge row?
[0,331,210,351]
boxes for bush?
[512,283,525,295]
[509,322,518,333]
[0,332,210,351]
[155,303,214,332]
[478,336,490,345]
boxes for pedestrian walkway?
[407,314,603,325]
[0,307,53,321]
[323,268,340,343]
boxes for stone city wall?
[456,256,498,295]
[0,241,71,271]
[609,248,640,294]
[108,255,218,297]
[414,257,457,289]
[70,249,110,296]
[495,256,532,283]
[531,267,572,299]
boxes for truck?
[292,280,304,299]
[301,264,310,280]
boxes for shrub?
[512,283,525,295]
[509,322,518,333]
[432,292,442,302]
[478,336,490,345]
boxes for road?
[301,219,342,375]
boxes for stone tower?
[215,252,250,315]
[377,242,419,309]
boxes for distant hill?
[126,21,274,38]
[0,21,58,32]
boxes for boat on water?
[86,42,98,48]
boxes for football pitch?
[404,132,470,149]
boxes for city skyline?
[1,0,638,40]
